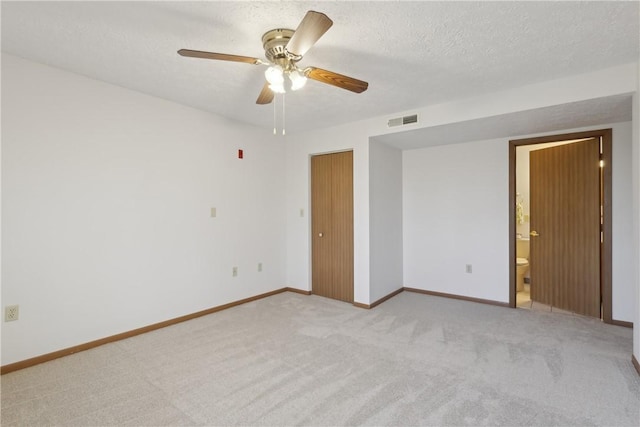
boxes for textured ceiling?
[373,94,633,150]
[2,1,639,137]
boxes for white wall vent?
[387,114,418,128]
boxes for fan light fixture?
[264,65,307,93]
[178,10,369,136]
[265,65,285,93]
[289,69,307,90]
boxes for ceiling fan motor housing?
[262,28,297,64]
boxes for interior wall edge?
[403,287,510,308]
[284,287,312,296]
[609,319,633,328]
[370,287,404,308]
[632,354,640,376]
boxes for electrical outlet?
[299,208,304,217]
[258,263,263,272]
[210,207,217,218]
[232,267,238,277]
[5,305,19,322]
[465,264,473,274]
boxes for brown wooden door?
[529,139,601,317]
[311,151,354,302]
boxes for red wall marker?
[238,149,243,159]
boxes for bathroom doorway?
[508,129,613,322]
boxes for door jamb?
[508,129,612,323]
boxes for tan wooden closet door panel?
[311,154,333,299]
[311,151,354,303]
[331,151,354,302]
[529,139,600,317]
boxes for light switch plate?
[210,207,217,218]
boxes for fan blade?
[306,67,369,93]
[256,82,274,105]
[178,49,262,65]
[285,11,333,58]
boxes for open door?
[529,138,601,317]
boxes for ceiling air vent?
[388,114,418,128]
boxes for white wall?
[284,122,371,304]
[1,54,287,365]
[403,138,509,302]
[402,122,634,321]
[611,123,635,323]
[369,140,403,302]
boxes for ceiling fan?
[178,10,369,105]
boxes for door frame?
[508,129,613,323]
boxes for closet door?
[311,151,353,302]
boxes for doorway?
[508,129,612,322]
[311,151,354,302]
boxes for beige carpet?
[1,291,638,426]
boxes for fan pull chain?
[272,95,277,135]
[270,94,286,136]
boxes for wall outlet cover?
[5,305,19,322]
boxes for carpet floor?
[1,291,639,426]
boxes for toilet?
[516,238,530,292]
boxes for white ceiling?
[2,1,639,138]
